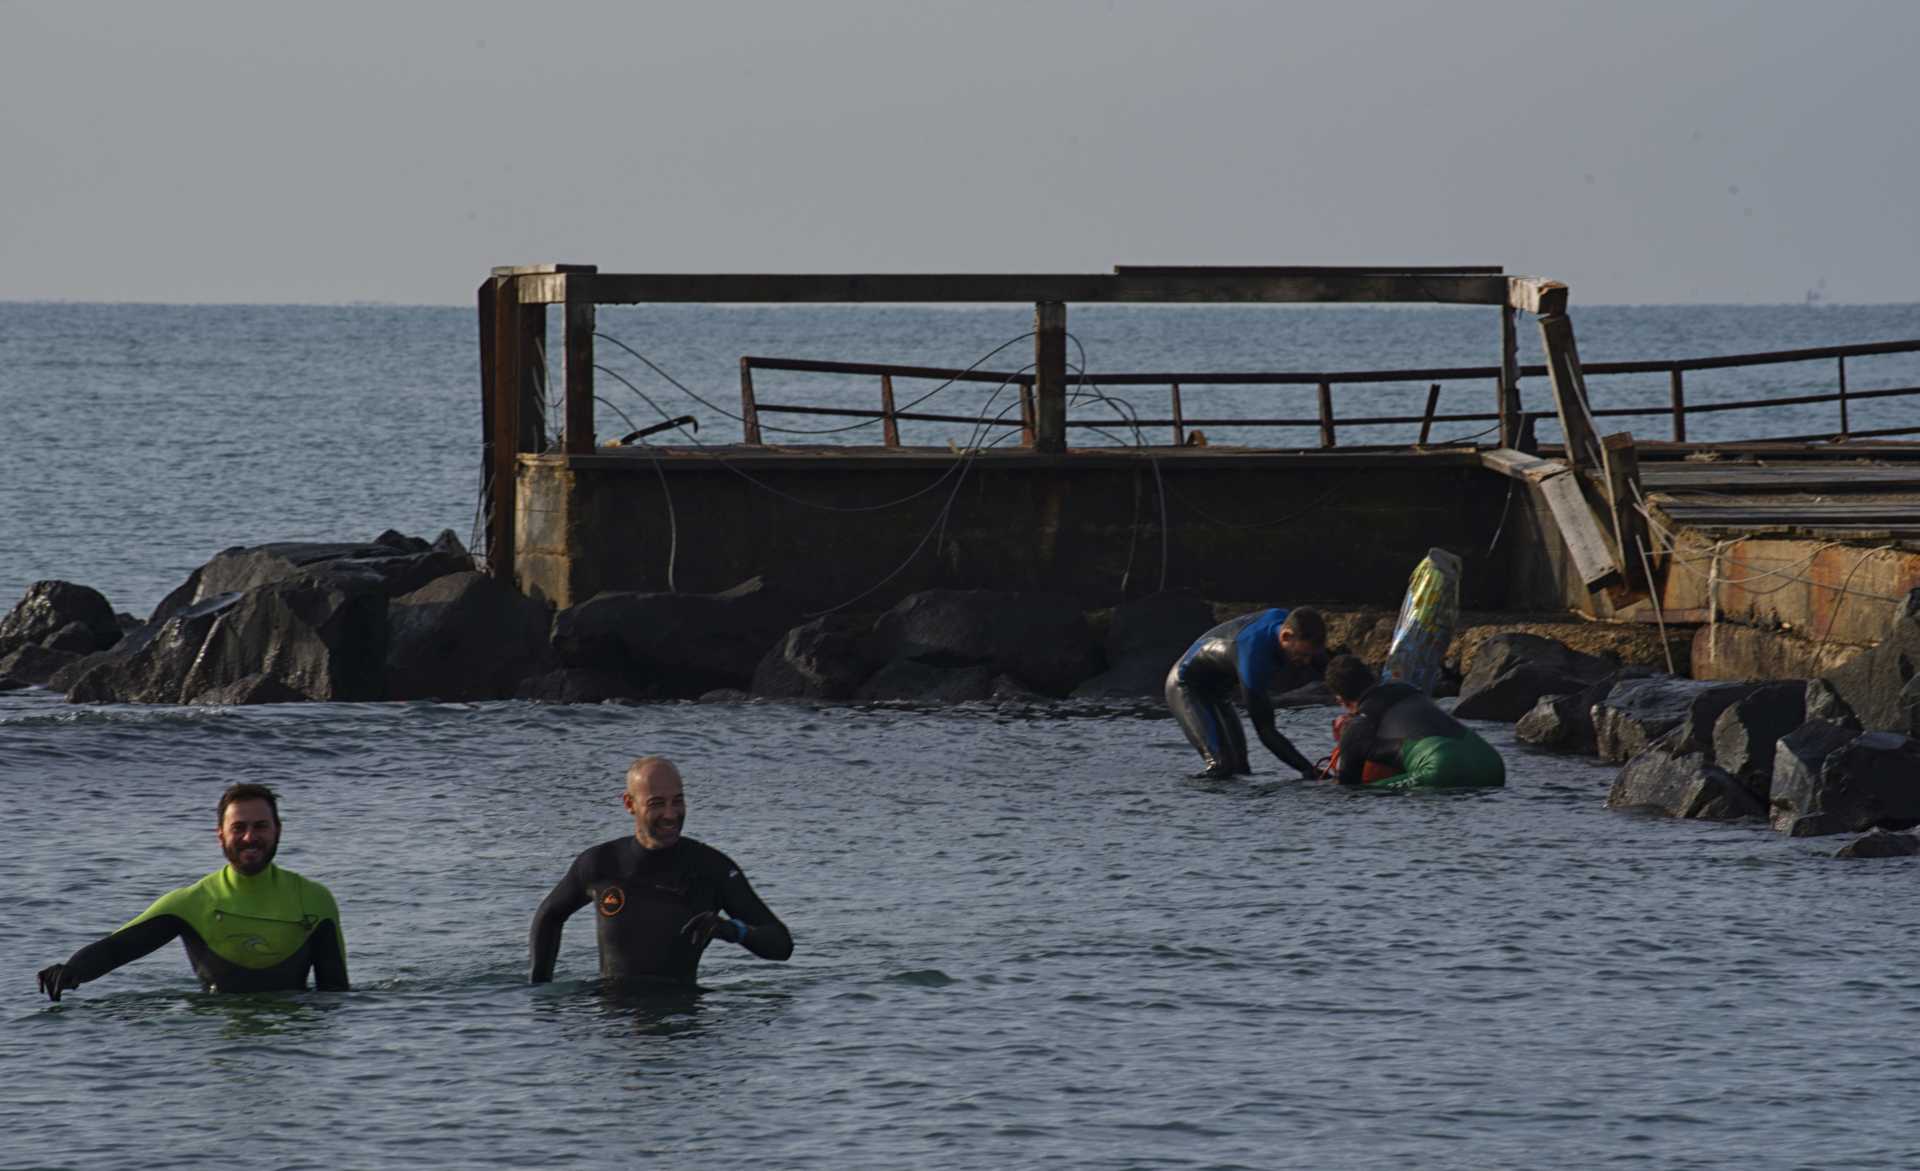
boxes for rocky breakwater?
[1499,589,1920,857]
[5,531,554,704]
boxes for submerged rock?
[1073,593,1215,699]
[855,659,995,703]
[1514,667,1658,755]
[516,667,649,705]
[385,571,554,701]
[1771,725,1920,837]
[1834,828,1920,859]
[0,643,82,687]
[875,589,1100,696]
[552,576,800,699]
[752,614,883,701]
[1606,736,1764,821]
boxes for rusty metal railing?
[737,338,1920,448]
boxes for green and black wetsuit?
[44,864,348,996]
[528,835,793,987]
[1334,680,1506,790]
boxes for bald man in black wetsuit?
[529,756,793,987]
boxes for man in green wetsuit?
[36,783,348,999]
[1324,655,1505,789]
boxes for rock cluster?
[1493,593,1920,854]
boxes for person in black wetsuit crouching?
[1165,606,1328,779]
[528,755,793,988]
[1324,655,1505,789]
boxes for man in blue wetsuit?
[1165,606,1328,779]
[529,756,793,988]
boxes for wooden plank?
[1537,469,1624,591]
[1602,432,1653,600]
[581,272,1513,306]
[492,263,598,277]
[1480,447,1568,484]
[1034,302,1067,452]
[1112,264,1506,275]
[1536,313,1603,473]
[563,277,595,454]
[1508,277,1568,315]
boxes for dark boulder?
[189,673,308,706]
[0,676,25,692]
[516,667,649,704]
[385,571,554,701]
[1819,588,1920,734]
[875,589,1099,696]
[151,540,471,624]
[855,659,995,703]
[0,643,82,686]
[1074,593,1214,699]
[751,615,883,701]
[0,581,122,656]
[1606,736,1765,820]
[1710,682,1807,793]
[551,577,800,698]
[1593,678,1758,764]
[1804,678,1861,729]
[1462,632,1613,689]
[1835,829,1920,859]
[1513,667,1659,755]
[1771,725,1920,837]
[66,594,242,704]
[43,620,107,654]
[1454,634,1616,723]
[69,575,389,705]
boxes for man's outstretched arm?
[528,864,591,983]
[1246,693,1318,778]
[37,916,186,1002]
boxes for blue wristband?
[728,919,750,944]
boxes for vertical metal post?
[739,359,763,444]
[1033,301,1067,453]
[1669,368,1687,442]
[1418,383,1442,445]
[1837,355,1851,438]
[563,275,596,454]
[1019,378,1037,447]
[489,275,524,581]
[1317,382,1335,449]
[1170,382,1185,446]
[880,373,900,448]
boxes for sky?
[3,1,1916,306]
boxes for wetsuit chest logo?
[598,886,626,917]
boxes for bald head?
[623,756,686,850]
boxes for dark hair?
[217,783,281,825]
[1324,654,1376,701]
[1281,606,1327,645]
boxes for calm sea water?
[4,302,1920,1170]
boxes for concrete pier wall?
[513,448,1516,614]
